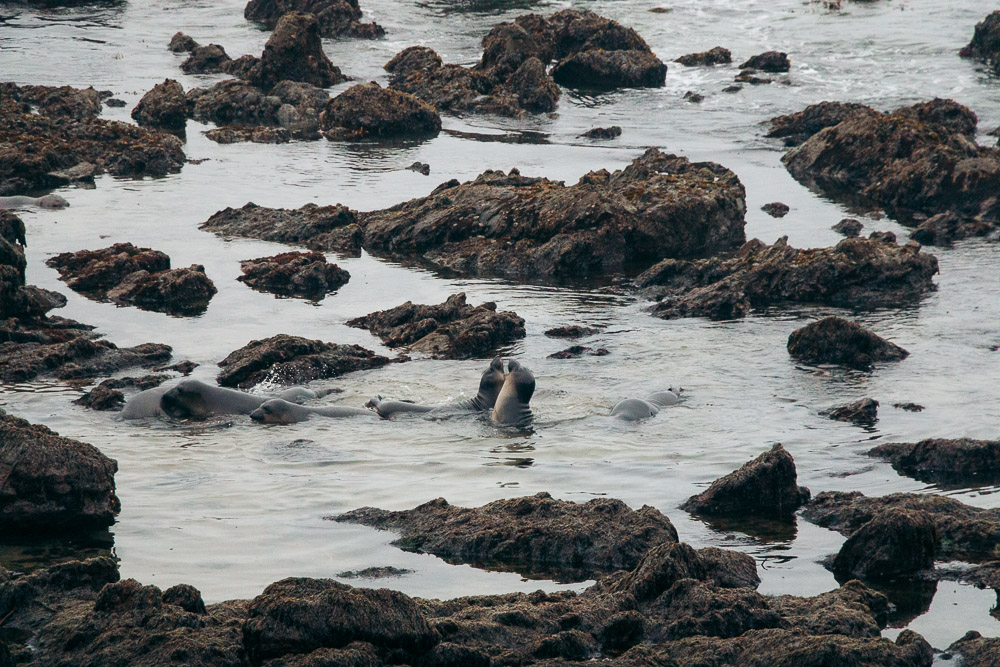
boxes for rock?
[787,316,909,370]
[868,438,1000,484]
[1,336,173,384]
[336,566,413,579]
[959,10,1000,75]
[386,50,494,115]
[722,84,742,93]
[675,46,731,66]
[544,325,599,339]
[0,410,120,532]
[696,547,760,589]
[346,293,525,360]
[186,80,282,126]
[46,243,170,294]
[893,402,924,412]
[199,202,362,256]
[487,57,560,114]
[761,202,789,217]
[243,577,437,664]
[831,509,936,581]
[766,101,874,146]
[548,345,608,359]
[271,80,330,137]
[683,90,704,103]
[244,0,384,39]
[832,217,863,237]
[822,398,879,425]
[551,49,667,89]
[168,31,199,53]
[407,161,430,175]
[217,334,390,388]
[318,82,441,140]
[739,51,790,72]
[74,374,169,411]
[204,126,290,144]
[385,46,443,80]
[909,211,995,247]
[104,98,127,107]
[359,148,747,282]
[163,583,208,615]
[236,12,346,90]
[180,44,232,74]
[154,360,199,375]
[0,83,185,193]
[680,444,810,518]
[238,251,350,299]
[46,161,96,186]
[580,126,621,139]
[106,265,217,316]
[334,492,679,581]
[947,631,1000,667]
[638,236,938,320]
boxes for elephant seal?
[119,386,171,419]
[250,399,376,424]
[121,379,329,420]
[491,360,534,427]
[610,388,682,421]
[0,194,70,210]
[368,357,506,419]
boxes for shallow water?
[2,0,999,652]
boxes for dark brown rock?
[959,10,1000,75]
[74,374,169,411]
[832,217,863,237]
[186,80,282,126]
[163,583,208,615]
[334,492,679,581]
[168,31,198,53]
[0,336,172,384]
[822,398,879,425]
[909,211,995,247]
[131,79,187,130]
[868,438,1000,484]
[680,444,810,518]
[696,547,760,589]
[237,12,346,90]
[787,316,909,370]
[181,44,232,74]
[767,101,874,146]
[639,236,937,320]
[675,46,731,66]
[580,126,621,139]
[238,251,350,299]
[548,345,607,359]
[551,49,667,89]
[204,126,290,144]
[739,51,790,72]
[244,0,384,39]
[544,325,599,339]
[486,57,560,114]
[0,410,119,532]
[831,509,936,581]
[346,293,525,360]
[13,83,103,121]
[761,202,789,217]
[105,264,216,316]
[319,82,441,140]
[947,631,1000,667]
[683,90,705,103]
[46,242,171,294]
[200,202,362,256]
[217,334,390,388]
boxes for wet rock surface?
[168,31,198,53]
[244,0,384,39]
[544,325,599,339]
[739,51,790,73]
[0,411,120,532]
[548,345,609,359]
[787,316,909,370]
[181,43,233,74]
[767,101,879,146]
[947,631,1000,667]
[204,126,290,144]
[868,438,1000,484]
[580,125,621,139]
[131,79,187,129]
[959,10,1000,75]
[234,12,347,91]
[675,46,731,66]
[0,83,185,194]
[217,334,391,388]
[334,492,679,581]
[346,292,525,360]
[761,201,789,217]
[638,235,937,321]
[73,374,169,411]
[823,397,879,425]
[358,148,747,282]
[319,82,441,140]
[551,48,667,89]
[831,509,936,582]
[238,251,350,300]
[200,202,362,256]
[832,217,863,237]
[681,444,810,519]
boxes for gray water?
[2,0,999,652]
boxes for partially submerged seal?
[369,357,506,418]
[250,398,376,424]
[0,194,70,210]
[491,359,534,427]
[121,379,330,420]
[610,388,682,421]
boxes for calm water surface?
[2,0,999,652]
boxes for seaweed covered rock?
[868,438,1000,484]
[234,12,346,90]
[0,411,120,532]
[186,80,282,127]
[105,265,216,316]
[74,374,169,411]
[822,398,879,425]
[46,243,170,293]
[638,236,937,320]
[334,492,679,580]
[180,44,233,74]
[0,336,172,384]
[359,148,747,282]
[0,83,185,194]
[318,82,441,140]
[200,202,362,256]
[787,316,909,370]
[217,334,390,388]
[204,126,290,145]
[131,79,187,130]
[167,31,198,53]
[238,251,350,299]
[551,49,667,89]
[739,51,790,73]
[680,444,810,518]
[831,509,936,581]
[832,217,863,237]
[947,632,1000,667]
[767,101,877,146]
[346,293,525,360]
[675,46,731,67]
[244,0,384,39]
[959,10,1000,75]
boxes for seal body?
[491,360,534,427]
[0,194,69,210]
[610,389,681,421]
[371,357,506,419]
[250,398,375,424]
[119,386,171,419]
[122,380,327,420]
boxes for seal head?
[491,359,534,426]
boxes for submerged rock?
[200,202,362,256]
[318,82,441,140]
[638,236,937,320]
[334,492,679,580]
[0,411,120,532]
[822,398,879,425]
[217,334,390,388]
[959,10,1000,75]
[868,438,1000,484]
[680,444,810,519]
[544,325,600,339]
[204,126,290,144]
[761,202,789,218]
[131,79,187,130]
[244,0,384,39]
[787,316,909,370]
[548,345,609,359]
[947,631,1000,667]
[675,46,731,66]
[238,251,350,299]
[831,509,936,581]
[346,292,525,360]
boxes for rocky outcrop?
[680,444,810,519]
[548,345,609,359]
[186,80,283,127]
[334,492,679,581]
[0,411,120,532]
[959,10,1000,75]
[168,31,198,53]
[0,83,185,194]
[74,374,168,411]
[217,334,390,388]
[46,244,217,316]
[767,101,876,146]
[359,148,746,282]
[238,251,350,299]
[868,438,1000,484]
[832,217,863,237]
[675,46,731,66]
[787,316,909,370]
[544,325,599,339]
[831,509,936,581]
[204,126,290,144]
[131,79,187,129]
[181,44,233,74]
[244,0,384,39]
[232,12,346,90]
[947,632,1000,667]
[580,126,621,139]
[346,293,525,360]
[318,82,441,140]
[551,48,667,89]
[739,51,790,73]
[822,398,879,425]
[638,235,938,320]
[761,202,789,217]
[200,202,362,256]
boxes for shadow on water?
[415,0,553,16]
[688,514,799,545]
[0,529,115,574]
[443,128,551,145]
